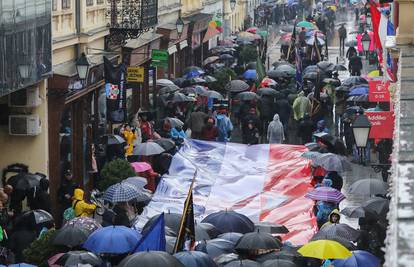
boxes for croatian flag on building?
[134,139,318,245]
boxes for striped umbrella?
[305,187,346,203]
[103,182,151,203]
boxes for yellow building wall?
[0,80,49,176]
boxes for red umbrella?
[246,27,258,33]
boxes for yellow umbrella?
[328,5,337,11]
[368,70,380,78]
[298,240,352,260]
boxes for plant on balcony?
[98,159,136,191]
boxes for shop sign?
[369,80,390,102]
[151,49,168,68]
[127,67,145,83]
[366,111,394,139]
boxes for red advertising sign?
[368,80,390,102]
[366,111,394,139]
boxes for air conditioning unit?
[9,115,41,136]
[8,86,41,107]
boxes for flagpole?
[173,170,197,254]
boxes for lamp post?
[361,31,371,59]
[351,113,372,165]
[76,53,91,85]
[176,17,184,37]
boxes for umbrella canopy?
[349,85,369,96]
[333,64,347,71]
[159,85,180,95]
[298,240,352,260]
[201,210,254,234]
[224,260,261,267]
[257,87,278,97]
[124,176,148,189]
[347,95,368,103]
[167,92,195,103]
[310,234,357,250]
[188,77,207,85]
[332,250,380,267]
[64,217,102,234]
[235,231,282,251]
[323,78,341,86]
[184,66,204,74]
[305,187,346,203]
[203,75,218,83]
[195,238,236,259]
[342,76,368,87]
[234,91,259,101]
[153,79,175,87]
[246,62,257,70]
[368,70,380,78]
[297,20,316,28]
[361,197,390,216]
[167,117,185,128]
[254,222,289,234]
[8,173,41,191]
[56,251,102,267]
[260,78,278,88]
[256,246,301,262]
[243,69,257,80]
[214,253,240,266]
[199,222,222,239]
[317,223,360,242]
[185,70,205,79]
[83,226,141,254]
[346,40,358,47]
[152,138,176,151]
[303,65,318,73]
[225,80,250,92]
[173,77,187,87]
[306,36,325,45]
[118,251,185,267]
[349,179,388,196]
[130,162,152,173]
[217,232,243,244]
[312,153,351,173]
[103,182,150,203]
[317,61,334,72]
[174,251,217,267]
[336,85,351,92]
[262,259,297,267]
[52,225,90,248]
[220,54,234,60]
[305,142,321,151]
[306,30,325,38]
[303,72,319,80]
[268,65,296,78]
[206,90,224,99]
[14,209,54,228]
[203,56,220,65]
[340,206,378,219]
[105,134,126,145]
[133,142,165,156]
[246,27,258,33]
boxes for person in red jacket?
[201,117,218,141]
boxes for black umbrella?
[303,72,319,80]
[235,231,282,251]
[173,77,187,87]
[181,86,207,96]
[201,210,254,234]
[224,260,260,267]
[195,238,236,259]
[52,225,90,248]
[256,246,302,262]
[254,222,289,234]
[167,92,195,103]
[257,87,278,97]
[203,75,218,83]
[217,232,243,244]
[225,80,250,92]
[56,251,102,267]
[262,259,297,267]
[332,64,347,71]
[15,209,54,227]
[305,142,321,151]
[317,61,334,72]
[206,90,224,100]
[246,62,257,70]
[335,85,351,92]
[151,138,176,151]
[159,85,181,95]
[268,65,295,79]
[220,54,234,60]
[199,222,222,238]
[323,78,341,86]
[8,173,41,191]
[341,206,378,219]
[361,197,390,216]
[118,251,185,267]
[347,95,368,103]
[188,77,207,85]
[349,179,388,196]
[174,251,217,267]
[234,91,259,101]
[342,76,368,87]
[303,65,318,74]
[272,62,294,69]
[214,253,240,266]
[316,223,360,241]
[104,134,126,145]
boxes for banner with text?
[366,111,394,139]
[369,80,390,102]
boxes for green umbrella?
[297,21,316,29]
[258,30,268,37]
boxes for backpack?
[63,200,80,221]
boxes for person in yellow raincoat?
[72,188,96,217]
[123,124,136,157]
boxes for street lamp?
[176,17,184,36]
[361,32,371,52]
[366,15,372,27]
[351,113,372,164]
[230,0,237,11]
[76,52,91,82]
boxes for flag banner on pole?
[133,140,317,245]
[256,54,266,87]
[104,56,126,123]
[295,47,303,90]
[134,212,166,252]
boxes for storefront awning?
[185,13,213,33]
[203,25,220,43]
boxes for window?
[52,0,57,10]
[97,0,104,4]
[86,0,94,6]
[62,0,71,9]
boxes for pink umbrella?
[246,27,258,33]
[48,253,64,267]
[130,162,152,173]
[305,186,346,203]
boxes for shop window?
[59,107,72,177]
[97,0,104,4]
[62,0,71,9]
[86,0,94,6]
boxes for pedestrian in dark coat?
[349,55,363,76]
[28,178,51,212]
[186,107,208,139]
[8,226,37,263]
[275,98,292,133]
[57,170,79,210]
[346,46,357,59]
[243,121,260,145]
[242,108,261,136]
[338,24,347,56]
[113,204,130,227]
[297,114,315,144]
[201,117,219,141]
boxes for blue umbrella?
[174,251,217,267]
[83,226,142,254]
[9,264,37,267]
[201,210,254,234]
[185,70,204,79]
[332,250,380,267]
[243,69,257,80]
[195,239,236,259]
[349,86,369,96]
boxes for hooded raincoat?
[292,91,311,121]
[267,114,285,144]
[322,209,341,228]
[72,188,96,217]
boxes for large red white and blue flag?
[134,139,318,245]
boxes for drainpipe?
[75,0,81,57]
